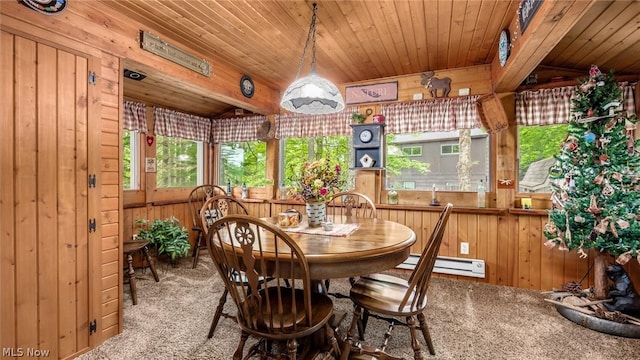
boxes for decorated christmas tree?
[544,65,640,300]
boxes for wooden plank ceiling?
[101,0,640,117]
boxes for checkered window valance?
[275,106,358,139]
[516,83,636,126]
[211,115,268,143]
[153,107,212,142]
[380,96,481,134]
[123,101,148,133]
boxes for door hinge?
[88,71,96,85]
[88,174,96,188]
[89,218,96,233]
[89,319,97,335]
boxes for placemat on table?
[282,222,360,237]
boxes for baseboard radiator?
[396,254,486,278]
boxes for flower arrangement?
[289,158,345,202]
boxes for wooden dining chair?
[199,195,249,338]
[326,191,377,221]
[342,203,453,360]
[188,185,226,269]
[326,191,377,293]
[206,215,341,360]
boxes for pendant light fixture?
[280,3,345,115]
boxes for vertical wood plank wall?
[99,53,122,340]
[124,202,640,290]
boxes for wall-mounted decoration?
[351,123,385,169]
[345,81,398,105]
[477,93,509,133]
[146,135,154,146]
[145,157,156,173]
[240,75,254,98]
[497,179,515,189]
[518,0,544,35]
[20,0,67,14]
[420,71,451,98]
[498,29,511,67]
[139,30,211,77]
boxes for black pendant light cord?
[294,3,318,80]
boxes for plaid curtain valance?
[153,107,212,142]
[211,115,268,143]
[275,106,357,139]
[380,96,480,134]
[123,101,148,133]
[516,83,636,126]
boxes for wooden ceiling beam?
[491,0,598,93]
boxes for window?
[402,181,416,190]
[123,129,140,190]
[518,124,567,193]
[156,135,203,188]
[386,129,489,191]
[441,143,460,155]
[401,146,422,157]
[279,136,353,189]
[219,141,266,187]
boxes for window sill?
[508,208,548,216]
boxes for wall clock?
[351,123,385,169]
[359,129,373,144]
[240,75,254,98]
[498,29,511,67]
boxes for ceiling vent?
[124,69,147,81]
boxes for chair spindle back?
[400,203,453,310]
[206,215,315,334]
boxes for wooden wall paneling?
[97,52,119,344]
[57,48,81,357]
[14,34,39,350]
[466,213,479,283]
[0,30,16,350]
[480,214,498,284]
[517,215,532,289]
[528,215,543,290]
[495,215,511,286]
[36,41,59,354]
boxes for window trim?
[440,143,460,155]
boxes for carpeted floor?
[77,256,640,360]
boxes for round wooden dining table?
[261,215,416,281]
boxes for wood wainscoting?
[125,200,640,292]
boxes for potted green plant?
[135,216,191,265]
[351,112,366,124]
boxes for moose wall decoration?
[420,71,451,98]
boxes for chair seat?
[240,287,334,339]
[350,273,427,316]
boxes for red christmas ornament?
[587,108,594,117]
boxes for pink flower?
[335,165,341,173]
[319,188,328,196]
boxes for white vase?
[305,201,326,228]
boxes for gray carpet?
[77,256,640,360]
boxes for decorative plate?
[498,29,510,67]
[240,75,254,98]
[20,0,67,15]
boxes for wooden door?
[1,31,101,359]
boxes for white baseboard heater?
[396,254,486,278]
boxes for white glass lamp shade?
[280,73,345,115]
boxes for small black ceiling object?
[124,69,147,81]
